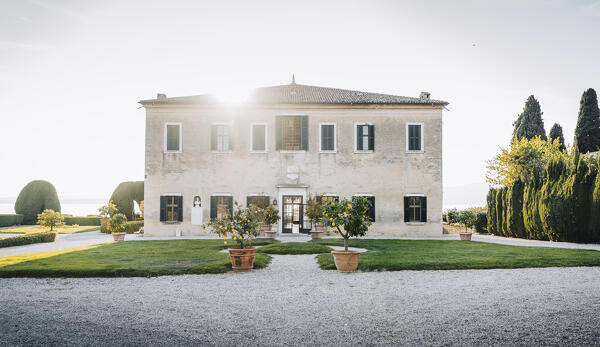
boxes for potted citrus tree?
[306,195,325,239]
[98,200,117,227]
[108,213,128,241]
[204,202,262,271]
[457,209,476,241]
[261,205,280,238]
[322,196,372,272]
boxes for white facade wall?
[143,104,444,236]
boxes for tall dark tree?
[513,95,547,141]
[549,123,566,150]
[574,88,600,153]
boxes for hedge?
[0,214,24,227]
[109,181,144,221]
[64,217,102,226]
[0,232,57,248]
[14,180,61,224]
[101,220,144,234]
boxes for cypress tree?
[506,180,526,238]
[591,156,600,242]
[574,88,600,153]
[568,150,596,242]
[548,123,566,151]
[495,188,504,236]
[486,188,497,235]
[539,156,571,241]
[514,95,547,141]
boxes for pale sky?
[1,0,600,202]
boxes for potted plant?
[261,205,280,238]
[204,202,262,271]
[98,200,118,227]
[457,209,476,241]
[108,213,128,241]
[306,195,326,239]
[322,196,372,272]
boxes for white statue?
[191,196,203,226]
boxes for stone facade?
[141,85,446,236]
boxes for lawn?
[0,239,277,277]
[0,225,100,234]
[313,239,600,271]
[257,242,333,254]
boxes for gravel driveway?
[1,254,599,346]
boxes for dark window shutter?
[368,196,375,222]
[420,197,427,222]
[357,125,363,151]
[276,117,283,150]
[177,196,183,222]
[320,126,326,151]
[301,116,308,150]
[160,196,166,222]
[246,196,251,207]
[404,196,409,222]
[166,125,180,151]
[416,125,421,150]
[211,125,217,151]
[227,126,233,151]
[227,196,233,216]
[210,196,217,220]
[368,125,375,150]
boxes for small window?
[320,123,336,152]
[211,125,231,151]
[407,124,423,151]
[210,195,233,220]
[276,116,308,151]
[160,195,183,222]
[251,124,267,152]
[247,195,270,209]
[165,123,182,152]
[355,123,374,151]
[317,195,339,205]
[404,196,427,223]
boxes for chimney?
[419,92,431,101]
[157,93,167,100]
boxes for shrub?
[486,188,497,234]
[125,221,144,234]
[98,201,118,219]
[107,213,128,234]
[322,196,372,252]
[37,209,64,231]
[0,214,24,227]
[473,209,487,233]
[456,210,477,232]
[64,217,102,226]
[204,202,262,249]
[261,205,280,225]
[444,208,460,224]
[0,232,57,248]
[305,195,324,225]
[109,181,144,221]
[14,180,61,224]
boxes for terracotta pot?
[260,224,272,232]
[264,231,278,239]
[331,250,361,272]
[100,218,109,227]
[459,232,472,241]
[310,230,324,240]
[112,232,126,242]
[228,248,257,271]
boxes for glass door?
[282,195,303,233]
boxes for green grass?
[0,225,100,234]
[257,242,333,254]
[0,239,277,277]
[313,239,600,271]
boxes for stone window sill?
[405,222,426,226]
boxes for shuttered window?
[320,124,336,151]
[251,124,266,151]
[160,195,183,222]
[211,125,231,151]
[404,196,427,223]
[165,124,181,152]
[276,116,308,151]
[407,124,422,151]
[247,195,270,209]
[210,196,233,220]
[356,124,374,151]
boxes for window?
[251,123,267,152]
[160,195,183,222]
[319,123,336,152]
[404,195,427,223]
[211,124,231,151]
[317,195,339,205]
[164,123,182,152]
[210,195,233,220]
[353,195,375,222]
[355,123,374,151]
[276,115,308,151]
[407,123,423,152]
[247,195,270,209]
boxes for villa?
[139,78,448,236]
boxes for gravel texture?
[1,255,600,346]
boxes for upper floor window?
[210,195,233,220]
[319,123,336,152]
[407,123,423,152]
[160,194,183,222]
[276,115,308,151]
[164,123,182,152]
[404,195,427,223]
[211,124,231,151]
[355,123,374,151]
[251,123,267,152]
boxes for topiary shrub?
[0,232,57,248]
[125,220,144,234]
[0,214,24,227]
[109,181,143,221]
[14,180,61,225]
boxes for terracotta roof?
[139,83,448,106]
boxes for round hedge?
[109,181,143,221]
[14,180,61,224]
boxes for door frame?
[277,187,307,233]
[281,195,303,233]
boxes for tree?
[574,88,600,153]
[514,95,547,141]
[37,209,64,231]
[321,196,372,252]
[14,180,61,224]
[456,210,477,233]
[109,181,144,221]
[98,200,118,218]
[549,123,566,151]
[107,213,128,234]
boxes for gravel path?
[1,254,599,346]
